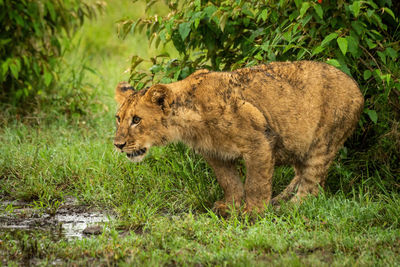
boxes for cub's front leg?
[242,136,275,213]
[234,101,274,213]
[203,155,244,215]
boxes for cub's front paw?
[243,200,270,214]
[213,201,229,217]
[213,200,242,217]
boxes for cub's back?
[242,61,363,118]
[239,61,364,156]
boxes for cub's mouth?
[126,148,147,159]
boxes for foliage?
[120,0,400,190]
[0,0,104,104]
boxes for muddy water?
[0,197,111,240]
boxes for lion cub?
[114,61,364,213]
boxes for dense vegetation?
[1,0,400,265]
[0,0,103,106]
[121,0,400,193]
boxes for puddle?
[0,197,112,240]
[55,210,109,239]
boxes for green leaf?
[15,58,21,72]
[268,51,276,61]
[383,8,396,20]
[178,22,191,41]
[45,2,56,21]
[242,7,254,17]
[338,60,351,76]
[13,13,25,27]
[259,9,268,21]
[43,70,52,86]
[9,62,19,79]
[130,55,144,70]
[172,30,186,53]
[219,13,228,32]
[351,21,364,35]
[194,18,201,29]
[173,69,181,80]
[155,35,161,48]
[150,64,162,74]
[15,89,23,99]
[1,60,9,77]
[294,0,302,8]
[385,47,398,60]
[313,4,323,19]
[283,44,295,53]
[346,35,359,57]
[249,28,264,42]
[377,51,386,64]
[203,5,217,18]
[282,31,292,42]
[261,42,270,52]
[300,2,310,18]
[296,48,307,60]
[326,59,340,68]
[181,67,191,79]
[254,53,263,60]
[370,29,383,39]
[366,109,378,124]
[349,1,361,17]
[363,70,372,80]
[374,69,383,82]
[365,38,377,49]
[0,39,11,46]
[312,45,324,56]
[321,33,338,47]
[337,37,348,55]
[384,74,391,86]
[289,11,298,22]
[301,14,313,26]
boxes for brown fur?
[114,61,364,213]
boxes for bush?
[0,0,104,104]
[120,0,399,192]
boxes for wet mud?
[0,197,111,240]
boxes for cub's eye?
[115,115,121,124]
[131,116,141,125]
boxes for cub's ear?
[145,84,172,114]
[115,82,134,105]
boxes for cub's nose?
[114,142,126,150]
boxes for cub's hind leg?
[203,155,244,214]
[292,119,359,202]
[290,144,337,202]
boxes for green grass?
[1,192,400,265]
[1,0,400,265]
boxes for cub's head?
[114,82,173,162]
